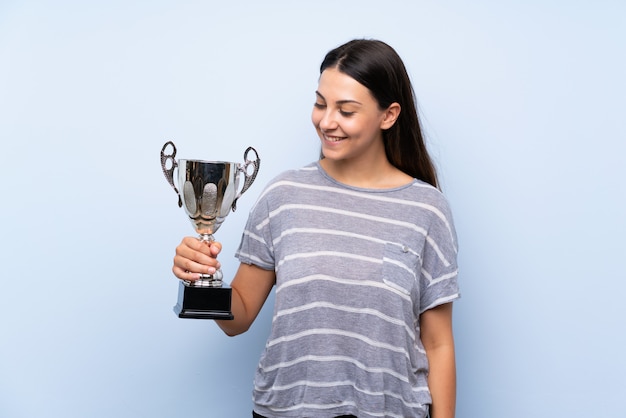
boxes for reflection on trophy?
[160,141,260,319]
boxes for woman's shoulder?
[405,179,455,218]
[254,162,321,201]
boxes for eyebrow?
[315,91,362,106]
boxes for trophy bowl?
[160,141,260,319]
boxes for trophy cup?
[160,141,260,319]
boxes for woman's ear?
[380,103,401,130]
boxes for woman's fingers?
[172,237,222,280]
[172,264,201,281]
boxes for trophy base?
[173,281,234,320]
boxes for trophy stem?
[198,233,214,243]
[188,233,223,288]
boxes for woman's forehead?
[317,68,374,102]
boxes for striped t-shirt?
[235,161,459,418]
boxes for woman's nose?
[318,109,337,130]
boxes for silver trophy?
[160,141,260,319]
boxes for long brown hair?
[320,39,439,188]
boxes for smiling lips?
[324,134,346,142]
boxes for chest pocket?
[382,243,421,296]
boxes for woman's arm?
[216,263,275,336]
[172,236,275,336]
[420,302,456,418]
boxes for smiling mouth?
[324,135,346,142]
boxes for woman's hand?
[172,236,222,282]
[171,237,276,336]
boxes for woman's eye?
[339,110,355,117]
[313,102,326,109]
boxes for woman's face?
[312,67,392,164]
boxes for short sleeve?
[235,192,276,271]
[418,195,460,313]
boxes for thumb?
[209,241,222,256]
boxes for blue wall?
[1,1,624,417]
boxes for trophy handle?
[232,146,260,212]
[160,141,183,207]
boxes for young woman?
[173,39,459,418]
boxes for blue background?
[1,1,624,417]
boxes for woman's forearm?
[426,342,456,418]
